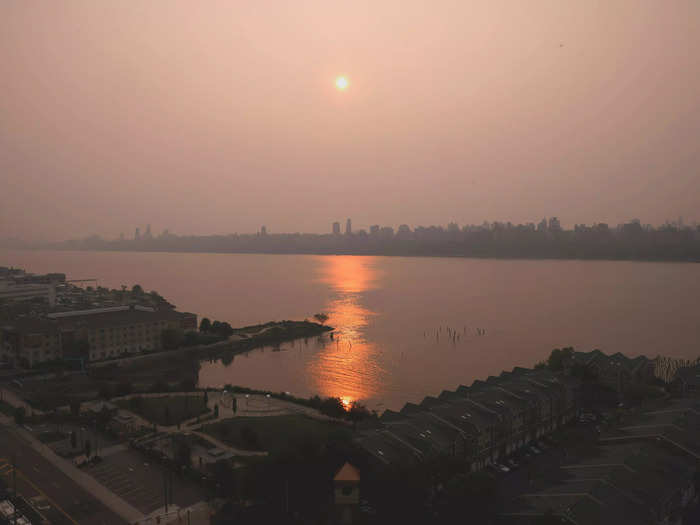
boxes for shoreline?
[3,245,700,265]
[89,320,334,369]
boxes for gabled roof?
[334,462,360,482]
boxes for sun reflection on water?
[308,256,383,407]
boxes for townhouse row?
[356,366,580,471]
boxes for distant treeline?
[8,219,700,261]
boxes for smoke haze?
[2,1,699,240]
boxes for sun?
[335,76,349,90]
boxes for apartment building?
[1,305,197,366]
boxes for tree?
[319,397,345,418]
[313,313,329,325]
[214,404,219,418]
[232,397,238,414]
[217,322,234,337]
[70,431,77,449]
[13,407,25,426]
[348,401,372,423]
[84,439,91,458]
[200,318,211,332]
[203,390,209,404]
[547,347,574,371]
[131,284,144,296]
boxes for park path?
[3,384,348,458]
[0,386,45,417]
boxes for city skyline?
[34,215,698,242]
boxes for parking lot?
[83,449,205,515]
[0,425,124,525]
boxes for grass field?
[203,414,350,454]
[117,395,209,426]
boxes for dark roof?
[54,308,189,330]
[2,317,60,334]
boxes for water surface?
[3,249,699,410]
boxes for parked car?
[496,463,511,473]
[30,496,50,512]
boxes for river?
[2,249,699,410]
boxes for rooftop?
[334,462,360,482]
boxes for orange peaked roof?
[334,462,360,482]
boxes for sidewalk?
[0,413,145,524]
[0,387,44,417]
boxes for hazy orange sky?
[2,1,699,240]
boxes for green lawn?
[117,395,209,426]
[203,415,350,455]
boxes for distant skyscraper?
[370,224,380,236]
[260,225,267,235]
[346,218,352,235]
[548,217,561,231]
[119,232,124,241]
[135,227,140,240]
[332,222,341,235]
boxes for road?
[0,425,125,525]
